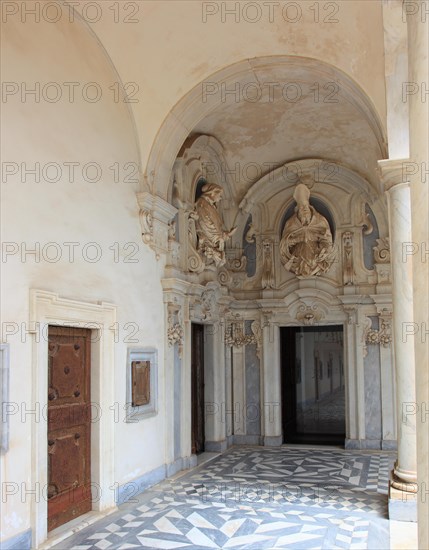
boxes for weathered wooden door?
[191,324,205,455]
[47,326,92,531]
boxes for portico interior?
[1,1,427,549]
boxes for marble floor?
[51,446,396,550]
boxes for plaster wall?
[1,15,166,544]
[67,0,388,180]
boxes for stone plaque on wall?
[126,348,158,421]
[131,360,150,407]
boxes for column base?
[388,472,418,522]
[393,463,418,488]
[263,435,283,447]
[205,439,228,452]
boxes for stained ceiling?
[191,60,387,201]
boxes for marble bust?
[194,183,236,267]
[280,183,335,277]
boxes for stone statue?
[280,183,335,277]
[194,183,236,267]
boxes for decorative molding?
[139,209,153,245]
[218,267,232,287]
[363,315,392,357]
[295,303,324,325]
[136,192,177,257]
[377,158,410,191]
[360,204,374,235]
[342,231,355,286]
[251,320,262,359]
[373,237,390,264]
[201,288,217,321]
[186,210,205,273]
[167,302,184,355]
[227,255,247,273]
[224,318,262,355]
[261,239,275,289]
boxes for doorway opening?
[191,323,205,454]
[47,326,92,531]
[281,325,345,445]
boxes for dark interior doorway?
[191,323,205,454]
[281,325,345,445]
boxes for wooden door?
[191,324,205,454]
[47,326,92,531]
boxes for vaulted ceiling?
[190,59,387,201]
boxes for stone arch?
[145,56,388,200]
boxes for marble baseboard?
[117,464,166,505]
[205,439,228,452]
[263,435,283,447]
[345,438,396,450]
[117,455,198,505]
[233,434,263,445]
[166,455,197,475]
[1,528,32,550]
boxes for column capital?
[377,158,411,192]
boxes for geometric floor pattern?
[52,446,395,549]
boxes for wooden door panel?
[48,425,89,496]
[48,327,91,532]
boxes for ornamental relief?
[362,315,392,357]
[167,302,184,356]
[279,184,336,278]
[373,237,390,264]
[295,304,324,326]
[188,183,237,272]
[224,319,262,358]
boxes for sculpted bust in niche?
[280,183,335,277]
[194,183,236,267]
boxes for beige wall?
[1,12,166,542]
[72,0,387,177]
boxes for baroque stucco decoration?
[224,319,262,358]
[167,302,184,356]
[192,183,237,269]
[280,184,336,278]
[362,314,392,357]
[342,231,355,286]
[261,239,275,289]
[295,303,324,325]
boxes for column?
[407,3,429,546]
[379,160,418,518]
[204,322,227,451]
[262,322,282,446]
